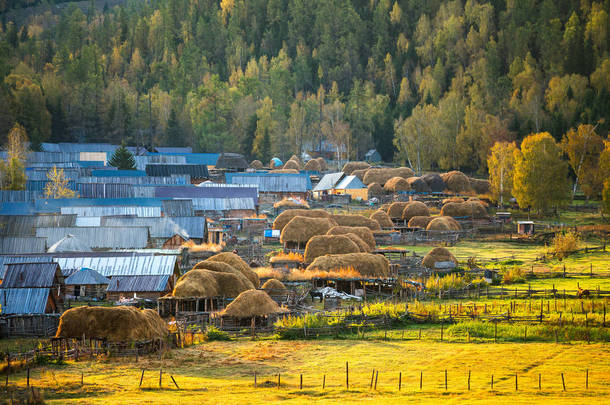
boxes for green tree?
[252,97,276,162]
[108,143,136,170]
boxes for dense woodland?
[0,0,608,173]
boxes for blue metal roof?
[64,268,110,285]
[0,288,50,314]
[0,202,36,216]
[154,147,193,154]
[155,185,258,203]
[106,274,171,292]
[226,172,312,192]
[91,169,146,177]
[1,262,61,288]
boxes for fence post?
[370,369,375,389]
[399,372,402,391]
[278,373,280,389]
[139,369,145,388]
[515,373,518,391]
[159,369,162,389]
[323,374,326,389]
[491,374,494,390]
[346,361,349,390]
[254,371,257,388]
[444,369,447,390]
[586,369,588,389]
[538,373,541,390]
[374,371,378,390]
[420,371,422,390]
[300,374,303,390]
[561,373,566,391]
[26,367,30,388]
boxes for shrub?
[502,266,525,284]
[204,325,231,341]
[550,230,581,259]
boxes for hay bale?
[261,278,287,291]
[56,306,168,342]
[283,160,301,170]
[304,234,361,263]
[331,214,381,231]
[422,173,445,192]
[280,216,337,244]
[273,198,310,209]
[462,200,488,218]
[207,252,260,288]
[406,176,431,193]
[442,197,465,204]
[303,159,321,172]
[316,157,327,171]
[469,178,491,195]
[342,161,370,174]
[209,272,253,297]
[393,167,415,178]
[467,197,489,207]
[441,171,472,193]
[367,182,384,196]
[326,225,376,250]
[387,202,408,219]
[289,154,301,164]
[306,253,390,277]
[370,210,393,228]
[193,260,255,290]
[422,247,458,269]
[173,269,219,297]
[272,209,332,231]
[363,167,414,185]
[342,233,372,252]
[426,216,462,231]
[402,201,430,221]
[250,160,264,169]
[384,176,411,192]
[221,289,287,318]
[271,169,299,174]
[440,202,465,217]
[351,168,368,181]
[407,216,434,228]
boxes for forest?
[0,0,608,173]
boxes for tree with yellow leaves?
[0,123,28,191]
[44,166,77,199]
[487,141,518,205]
[513,132,570,215]
[600,141,610,216]
[561,123,605,199]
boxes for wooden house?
[63,267,110,300]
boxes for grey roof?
[0,191,43,202]
[189,198,255,211]
[145,164,209,178]
[53,254,178,277]
[154,146,193,154]
[162,200,194,217]
[75,217,101,227]
[77,183,134,198]
[0,215,77,236]
[0,288,50,314]
[78,175,190,185]
[215,153,248,170]
[36,227,149,249]
[335,175,366,190]
[313,172,345,192]
[106,275,171,292]
[64,268,110,285]
[227,173,310,193]
[26,168,80,181]
[101,217,204,239]
[0,237,47,254]
[60,206,162,217]
[134,155,186,170]
[47,234,93,253]
[0,262,61,288]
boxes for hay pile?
[56,306,168,342]
[406,177,431,193]
[440,201,487,219]
[467,197,489,207]
[207,252,260,287]
[261,278,287,291]
[331,214,381,231]
[442,197,465,204]
[342,161,370,174]
[426,216,462,231]
[304,235,361,263]
[173,269,252,298]
[422,247,458,268]
[362,167,414,185]
[370,210,393,228]
[271,168,299,174]
[283,160,301,170]
[250,160,264,169]
[221,289,287,318]
[384,177,411,192]
[440,202,465,217]
[272,208,332,231]
[280,216,337,244]
[303,159,321,171]
[387,202,409,219]
[306,253,390,277]
[326,225,376,250]
[367,182,384,196]
[402,201,430,221]
[351,168,368,181]
[407,216,434,228]
[273,198,310,209]
[469,178,490,194]
[422,173,445,192]
[316,157,327,171]
[441,171,472,193]
[193,260,255,290]
[342,233,372,252]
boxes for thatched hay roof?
[351,168,368,181]
[283,159,301,170]
[303,159,321,171]
[422,173,445,192]
[370,210,393,228]
[384,176,411,192]
[261,278,287,291]
[304,235,361,263]
[363,167,414,185]
[221,289,287,318]
[193,260,255,290]
[441,171,472,193]
[367,182,384,196]
[306,253,390,277]
[271,168,299,173]
[280,216,337,243]
[402,201,430,221]
[272,209,332,231]
[316,157,327,171]
[387,202,409,219]
[469,178,490,194]
[406,176,431,193]
[326,225,376,250]
[273,198,310,209]
[56,306,168,342]
[426,216,462,231]
[207,252,260,288]
[342,161,370,174]
[250,160,264,169]
[331,214,381,231]
[173,269,219,297]
[422,247,458,268]
[407,216,434,228]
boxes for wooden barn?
[106,275,173,301]
[63,267,110,300]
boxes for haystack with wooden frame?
[402,201,430,222]
[207,252,260,287]
[407,216,434,229]
[193,261,255,290]
[342,161,370,174]
[303,159,321,172]
[218,290,288,333]
[370,210,393,228]
[303,235,361,263]
[326,225,376,250]
[426,216,462,231]
[250,160,264,169]
[440,171,472,193]
[283,159,301,170]
[272,208,332,231]
[383,176,411,192]
[306,253,390,277]
[387,201,409,219]
[422,247,458,269]
[280,216,337,250]
[331,214,381,231]
[367,182,384,196]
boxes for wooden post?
[26,368,30,388]
[494,323,497,343]
[586,369,588,389]
[468,370,471,390]
[300,374,303,390]
[561,373,566,391]
[254,371,257,388]
[524,326,527,342]
[419,328,422,340]
[370,369,375,389]
[420,371,422,390]
[399,372,402,391]
[374,371,378,390]
[323,375,326,389]
[491,374,494,390]
[81,372,83,387]
[346,361,349,390]
[278,373,280,389]
[444,369,447,390]
[539,373,541,390]
[515,373,518,391]
[170,375,179,389]
[139,369,145,388]
[159,369,162,389]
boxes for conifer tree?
[108,143,136,170]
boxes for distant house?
[215,153,249,172]
[313,172,368,201]
[225,172,311,200]
[64,267,110,300]
[145,164,209,182]
[155,185,258,218]
[365,149,382,163]
[106,275,173,301]
[0,262,64,314]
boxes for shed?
[517,221,535,235]
[365,149,382,163]
[215,153,249,171]
[145,164,209,181]
[64,268,110,300]
[226,172,311,195]
[0,262,64,314]
[334,175,368,201]
[106,275,173,301]
[313,172,368,201]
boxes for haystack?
[283,160,301,170]
[384,177,411,192]
[422,173,445,192]
[272,208,332,231]
[442,197,465,204]
[208,272,253,297]
[467,197,489,207]
[274,198,310,209]
[402,201,430,221]
[408,216,434,228]
[261,278,287,291]
[193,260,255,290]
[387,202,409,219]
[173,269,219,297]
[303,159,321,172]
[406,177,431,193]
[422,247,458,269]
[370,210,393,228]
[56,306,168,342]
[440,201,487,219]
[326,225,376,250]
[342,161,370,174]
[367,182,384,196]
[331,214,381,231]
[280,216,337,244]
[440,202,465,217]
[441,171,472,193]
[289,154,301,164]
[304,235,361,263]
[342,233,372,252]
[316,157,327,171]
[250,160,264,169]
[306,253,390,277]
[271,169,299,174]
[469,178,490,194]
[351,168,368,181]
[363,167,414,185]
[221,289,287,318]
[426,216,462,231]
[207,252,260,287]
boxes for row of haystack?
[440,171,490,194]
[440,199,488,219]
[304,225,376,263]
[306,252,390,277]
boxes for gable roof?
[47,234,93,253]
[64,268,110,285]
[0,262,61,288]
[313,172,345,192]
[0,288,51,314]
[335,175,366,190]
[145,164,209,178]
[0,237,47,254]
[36,227,149,250]
[226,172,312,193]
[106,275,171,292]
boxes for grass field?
[4,339,609,404]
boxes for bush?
[502,266,525,284]
[550,230,581,259]
[204,325,231,341]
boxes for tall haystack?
[306,253,390,277]
[363,167,414,185]
[426,216,462,231]
[250,160,264,169]
[272,209,332,231]
[326,225,376,250]
[261,278,287,291]
[342,161,370,174]
[289,154,301,164]
[442,197,465,204]
[406,177,431,193]
[207,252,260,287]
[343,233,372,252]
[173,269,219,297]
[370,210,393,228]
[351,168,368,181]
[440,202,465,217]
[56,306,168,342]
[469,178,490,194]
[316,157,327,171]
[303,159,321,172]
[387,202,409,219]
[304,235,361,263]
[283,160,301,170]
[402,201,430,221]
[440,201,487,219]
[331,214,381,231]
[193,260,255,290]
[384,177,411,192]
[408,216,434,228]
[367,182,384,196]
[221,289,287,318]
[422,173,445,192]
[274,198,310,209]
[441,171,472,193]
[280,216,337,245]
[422,247,458,268]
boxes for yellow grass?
[181,240,224,253]
[269,252,304,263]
[254,266,367,281]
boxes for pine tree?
[108,143,136,170]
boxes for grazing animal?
[577,287,590,299]
[310,290,324,302]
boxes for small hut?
[64,268,110,300]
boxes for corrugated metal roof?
[0,288,50,314]
[145,164,209,178]
[25,152,81,164]
[74,217,101,227]
[215,153,248,169]
[1,262,60,288]
[189,198,255,211]
[60,206,161,217]
[36,197,163,213]
[106,274,170,292]
[154,147,193,154]
[313,172,345,191]
[26,168,80,181]
[78,176,190,185]
[155,185,258,201]
[64,268,110,285]
[0,191,43,202]
[0,237,47,254]
[0,215,76,236]
[134,155,186,170]
[335,175,366,190]
[90,169,146,177]
[36,227,149,249]
[26,180,77,192]
[226,172,312,192]
[162,200,194,217]
[101,216,204,239]
[0,202,36,216]
[77,183,134,198]
[47,234,92,253]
